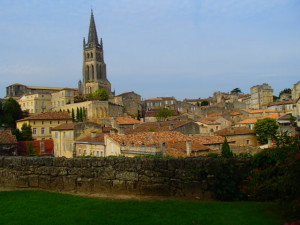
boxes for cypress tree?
[79,107,83,122]
[72,108,75,122]
[221,137,233,158]
[82,107,86,120]
[76,107,80,121]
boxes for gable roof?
[114,117,141,125]
[191,136,228,145]
[125,121,193,134]
[17,112,72,122]
[0,130,17,144]
[107,131,190,147]
[198,117,221,125]
[77,133,105,143]
[52,123,78,131]
[237,118,258,124]
[215,127,254,136]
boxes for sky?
[0,0,300,100]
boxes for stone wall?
[0,157,251,200]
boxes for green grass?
[0,190,284,225]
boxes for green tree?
[221,137,233,158]
[93,89,109,100]
[76,107,80,122]
[21,123,33,141]
[12,128,22,141]
[201,100,209,106]
[79,107,83,122]
[2,98,23,128]
[156,108,174,121]
[254,118,279,144]
[279,88,292,97]
[230,88,242,94]
[82,107,86,120]
[72,108,75,122]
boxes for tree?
[94,89,109,100]
[76,107,80,122]
[201,100,209,106]
[279,88,292,97]
[254,118,279,144]
[156,108,174,121]
[82,107,86,120]
[21,123,33,141]
[231,88,242,94]
[72,108,75,122]
[221,137,233,158]
[79,107,83,122]
[2,98,23,128]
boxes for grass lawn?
[0,190,284,225]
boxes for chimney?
[186,140,192,156]
[160,143,166,156]
[91,131,97,138]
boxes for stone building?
[250,83,274,109]
[18,93,52,114]
[52,121,103,158]
[144,97,176,111]
[51,89,78,111]
[292,80,300,100]
[6,83,63,99]
[114,91,142,117]
[0,130,18,156]
[16,112,72,140]
[81,10,112,96]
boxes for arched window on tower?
[91,65,94,80]
[91,52,93,58]
[86,66,90,81]
[87,53,90,59]
[97,65,101,79]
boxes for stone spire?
[87,10,99,46]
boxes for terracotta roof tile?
[198,117,221,125]
[191,136,229,145]
[52,123,78,131]
[261,113,287,120]
[17,112,72,122]
[125,121,192,134]
[242,109,277,114]
[77,133,105,143]
[107,131,190,147]
[114,117,141,125]
[215,127,254,136]
[0,130,17,144]
[238,118,258,124]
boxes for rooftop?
[0,130,17,144]
[17,112,72,122]
[215,127,254,136]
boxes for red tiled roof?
[261,113,287,120]
[0,130,17,144]
[125,121,192,134]
[52,123,78,131]
[146,97,176,101]
[191,136,228,145]
[114,117,141,125]
[17,112,72,122]
[242,109,277,114]
[215,127,254,136]
[237,118,257,124]
[198,117,221,125]
[107,131,190,147]
[77,133,105,143]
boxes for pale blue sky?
[0,0,299,99]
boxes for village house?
[75,133,105,157]
[144,97,176,111]
[125,120,200,136]
[0,130,18,156]
[52,121,103,158]
[114,91,142,117]
[267,101,294,114]
[105,117,141,134]
[16,112,72,140]
[292,80,300,100]
[215,127,258,147]
[190,136,232,151]
[196,116,231,136]
[240,109,278,119]
[236,118,257,130]
[18,93,52,114]
[51,88,78,111]
[250,83,274,109]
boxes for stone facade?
[51,89,77,111]
[0,157,251,199]
[18,93,52,114]
[250,83,274,109]
[114,92,142,117]
[292,81,300,100]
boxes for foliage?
[2,98,23,128]
[0,190,285,225]
[221,137,234,158]
[21,123,33,141]
[76,108,80,121]
[156,108,174,121]
[72,108,75,122]
[82,107,86,120]
[242,137,300,220]
[273,95,279,101]
[26,142,36,156]
[231,88,242,94]
[279,88,292,97]
[254,118,279,144]
[201,100,209,106]
[12,128,22,141]
[86,89,109,100]
[207,153,219,158]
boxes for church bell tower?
[82,10,111,95]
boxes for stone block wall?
[0,157,251,200]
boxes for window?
[55,132,58,138]
[58,121,60,124]
[50,121,52,124]
[63,144,66,152]
[69,144,73,152]
[41,128,45,135]
[40,142,45,153]
[97,151,100,157]
[33,128,37,135]
[49,127,52,134]
[63,132,66,138]
[246,140,250,145]
[42,121,44,125]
